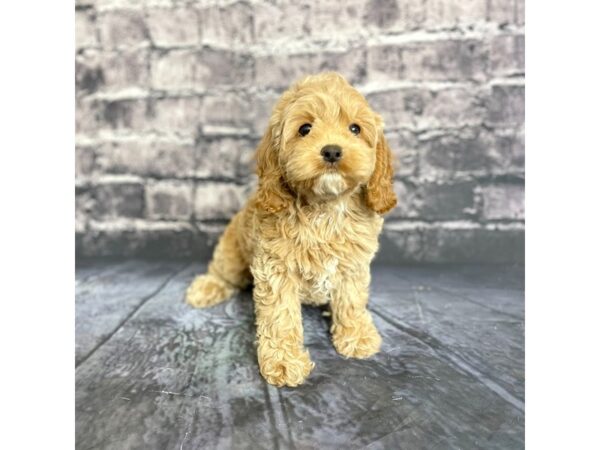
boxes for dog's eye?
[298,123,312,137]
[349,123,361,135]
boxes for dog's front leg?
[252,257,314,387]
[330,270,382,359]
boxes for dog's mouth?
[323,163,342,174]
[311,172,348,197]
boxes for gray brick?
[418,127,524,180]
[96,140,195,178]
[492,128,525,173]
[389,180,420,219]
[76,50,105,95]
[195,48,254,89]
[480,183,524,220]
[192,222,228,257]
[98,10,149,49]
[146,181,194,220]
[385,0,427,30]
[367,87,486,130]
[76,9,98,48]
[98,98,149,132]
[516,0,524,25]
[485,84,525,127]
[199,2,254,46]
[421,87,485,127]
[151,47,255,90]
[376,225,423,263]
[101,48,150,90]
[487,0,524,25]
[146,7,200,47]
[77,48,149,94]
[381,224,524,263]
[389,180,477,220]
[151,49,196,90]
[424,0,487,28]
[194,182,249,220]
[419,181,477,220]
[491,34,525,76]
[76,184,94,223]
[254,49,367,89]
[423,227,525,263]
[368,39,488,82]
[365,0,489,32]
[76,97,101,134]
[419,128,497,178]
[247,91,281,135]
[421,131,487,174]
[200,94,250,130]
[363,0,400,29]
[385,131,418,177]
[368,89,415,129]
[148,96,203,136]
[80,220,196,258]
[421,226,524,263]
[253,1,309,43]
[308,0,366,37]
[76,146,96,176]
[195,136,257,179]
[92,180,144,218]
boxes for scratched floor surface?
[75,261,524,449]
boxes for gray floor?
[76,261,524,450]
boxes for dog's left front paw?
[332,319,382,359]
[258,344,315,387]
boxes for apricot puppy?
[186,72,397,387]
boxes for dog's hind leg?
[186,213,251,308]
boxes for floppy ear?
[254,125,294,213]
[365,130,397,214]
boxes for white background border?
[1,1,600,448]
[527,1,600,448]
[0,2,74,448]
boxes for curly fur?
[186,72,397,387]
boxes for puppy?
[186,72,397,387]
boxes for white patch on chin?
[312,173,347,197]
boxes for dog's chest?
[295,227,341,305]
[286,204,381,305]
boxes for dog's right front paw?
[332,318,382,359]
[258,343,315,387]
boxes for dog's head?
[255,72,397,214]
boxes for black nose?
[321,145,343,163]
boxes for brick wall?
[75,0,524,263]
